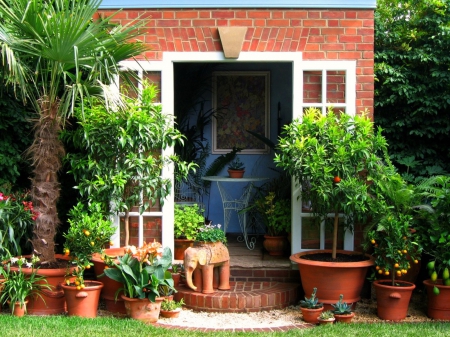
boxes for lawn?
[0,315,450,337]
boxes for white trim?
[115,52,357,257]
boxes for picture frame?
[212,71,270,154]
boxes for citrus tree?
[275,108,390,259]
[0,0,149,264]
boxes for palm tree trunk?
[29,100,65,264]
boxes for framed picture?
[212,71,270,154]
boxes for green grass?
[0,315,450,337]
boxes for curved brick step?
[173,281,300,313]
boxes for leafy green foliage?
[174,204,205,240]
[63,202,116,285]
[161,298,185,311]
[64,83,196,216]
[275,108,391,258]
[415,175,450,284]
[228,157,245,170]
[195,223,227,243]
[0,92,33,188]
[0,255,52,312]
[104,243,174,302]
[375,0,450,181]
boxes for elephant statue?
[184,242,231,294]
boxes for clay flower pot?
[300,307,323,324]
[334,312,355,323]
[8,300,28,317]
[160,308,181,318]
[227,169,245,178]
[92,248,126,314]
[61,280,104,318]
[291,250,374,309]
[121,295,164,323]
[263,235,288,256]
[423,279,450,320]
[174,239,194,260]
[318,317,335,325]
[373,279,415,321]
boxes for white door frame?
[115,52,356,257]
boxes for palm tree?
[0,0,149,264]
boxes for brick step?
[174,281,300,313]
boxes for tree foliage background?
[375,0,450,182]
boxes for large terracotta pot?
[263,235,288,256]
[174,239,194,260]
[121,295,164,323]
[300,307,323,324]
[290,250,375,309]
[92,248,126,314]
[423,279,450,320]
[11,254,74,315]
[373,279,415,321]
[61,280,103,318]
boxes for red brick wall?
[97,8,374,116]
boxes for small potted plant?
[61,202,116,318]
[0,255,52,317]
[331,294,355,323]
[299,287,324,324]
[367,203,422,321]
[318,310,335,325]
[160,298,185,318]
[195,223,227,244]
[174,203,205,260]
[414,175,450,320]
[170,263,183,287]
[227,157,245,178]
[104,241,175,323]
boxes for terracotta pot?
[10,254,74,315]
[227,169,245,178]
[423,279,450,320]
[61,280,103,318]
[334,311,355,323]
[174,239,194,260]
[8,300,28,317]
[290,250,375,309]
[121,295,164,323]
[318,317,335,325]
[171,273,181,287]
[373,279,415,321]
[263,235,288,256]
[92,248,126,314]
[160,309,181,318]
[300,306,323,324]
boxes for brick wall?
[97,8,374,116]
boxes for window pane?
[324,217,345,250]
[301,217,320,249]
[119,216,162,246]
[303,71,322,104]
[326,70,346,104]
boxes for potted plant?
[160,298,185,318]
[415,175,450,320]
[174,203,205,260]
[104,241,175,323]
[184,223,230,294]
[331,294,355,323]
[170,263,183,287]
[242,191,291,255]
[227,157,245,178]
[61,202,116,318]
[0,255,52,317]
[318,310,335,325]
[367,208,422,321]
[275,108,388,307]
[299,287,324,324]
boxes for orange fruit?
[84,230,90,236]
[371,239,376,244]
[394,263,399,268]
[333,176,341,183]
[378,269,383,274]
[384,271,390,276]
[403,249,408,254]
[396,271,402,277]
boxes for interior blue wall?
[174,62,293,234]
